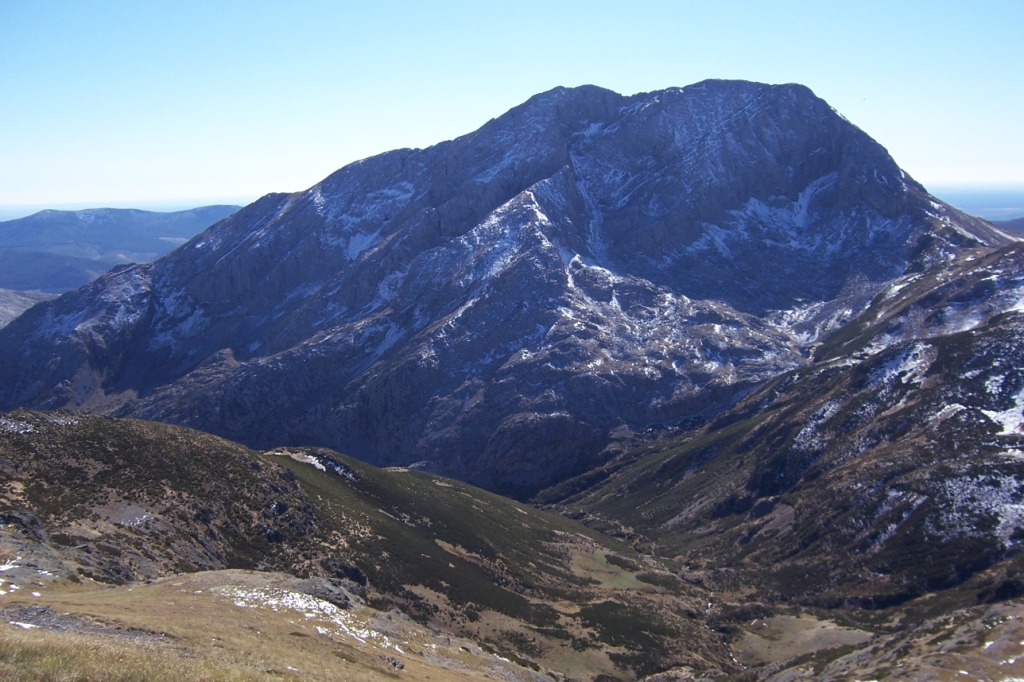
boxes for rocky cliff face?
[0,80,1014,495]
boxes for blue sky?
[2,1,1022,217]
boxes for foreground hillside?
[3,406,1024,680]
[0,409,730,679]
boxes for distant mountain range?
[996,216,1024,232]
[0,205,239,293]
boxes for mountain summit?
[0,81,1013,495]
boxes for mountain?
[552,241,1024,593]
[995,216,1024,233]
[0,250,110,295]
[3,82,1024,680]
[0,408,729,679]
[544,241,1024,601]
[0,288,53,328]
[0,81,1015,497]
[531,240,1024,678]
[0,205,240,293]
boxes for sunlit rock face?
[0,80,1012,496]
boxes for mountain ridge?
[547,240,1024,603]
[0,80,1016,496]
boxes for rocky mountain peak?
[0,81,1015,496]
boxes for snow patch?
[871,343,932,387]
[792,400,840,451]
[293,453,326,472]
[880,274,921,302]
[0,419,36,435]
[453,190,551,285]
[216,585,400,651]
[934,404,967,422]
[273,451,358,482]
[987,375,1007,396]
[697,173,840,257]
[1009,289,1024,314]
[375,270,406,303]
[931,475,1024,547]
[149,293,208,349]
[983,388,1024,436]
[346,229,381,259]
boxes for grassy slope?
[0,409,732,679]
[271,448,729,678]
[0,409,324,582]
[0,570,538,681]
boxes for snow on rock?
[42,414,78,428]
[704,173,839,254]
[1,80,1015,497]
[928,473,1024,548]
[871,343,933,388]
[933,403,967,423]
[0,418,36,435]
[792,399,841,452]
[270,450,359,482]
[297,454,327,472]
[0,557,23,598]
[983,388,1024,436]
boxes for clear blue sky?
[2,1,1022,217]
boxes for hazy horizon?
[0,198,250,222]
[928,185,1024,222]
[4,184,1024,224]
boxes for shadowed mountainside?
[0,82,1014,497]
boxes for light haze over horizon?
[2,1,1022,220]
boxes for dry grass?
[569,549,645,591]
[731,613,872,667]
[0,626,266,682]
[0,571,538,682]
